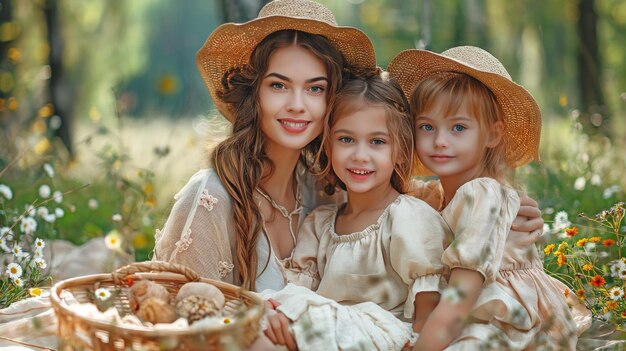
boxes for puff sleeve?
[441,178,519,285]
[152,170,236,283]
[389,196,451,319]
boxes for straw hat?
[197,0,376,122]
[388,46,541,174]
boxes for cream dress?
[438,178,579,351]
[262,194,450,350]
[152,166,342,292]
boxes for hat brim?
[197,15,376,122]
[388,49,541,176]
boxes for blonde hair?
[317,71,414,195]
[212,30,345,291]
[409,72,509,183]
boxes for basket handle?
[112,261,201,284]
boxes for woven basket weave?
[50,261,265,350]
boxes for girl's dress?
[264,194,450,350]
[438,178,578,350]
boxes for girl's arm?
[412,291,439,332]
[413,268,484,351]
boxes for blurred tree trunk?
[0,0,12,101]
[218,0,269,23]
[576,0,609,136]
[44,0,74,155]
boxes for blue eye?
[309,86,325,94]
[338,136,353,143]
[452,124,466,132]
[419,124,434,132]
[371,138,385,145]
[270,82,286,90]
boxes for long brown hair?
[409,72,508,183]
[211,30,345,290]
[317,71,414,195]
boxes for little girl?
[388,46,579,350]
[262,71,450,350]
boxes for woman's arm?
[412,291,440,332]
[413,268,484,351]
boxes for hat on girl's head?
[388,46,541,171]
[196,0,376,122]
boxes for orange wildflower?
[621,311,626,318]
[589,236,601,243]
[564,289,570,299]
[582,264,593,271]
[590,275,606,288]
[565,227,578,237]
[603,239,615,247]
[576,238,588,247]
[577,289,585,299]
[605,300,618,311]
[556,252,567,267]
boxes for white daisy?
[0,238,10,253]
[43,213,56,223]
[6,263,23,279]
[24,205,36,216]
[574,177,586,191]
[584,242,597,251]
[43,163,55,178]
[112,214,122,222]
[609,286,624,301]
[34,238,46,250]
[88,198,98,210]
[11,243,23,257]
[53,191,63,204]
[34,257,47,269]
[12,277,25,287]
[38,184,51,198]
[0,184,12,200]
[34,248,44,258]
[36,207,49,218]
[55,208,64,218]
[0,226,13,239]
[95,288,111,300]
[20,216,37,235]
[590,174,601,186]
[104,230,123,250]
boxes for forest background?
[1,0,625,288]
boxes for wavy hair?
[211,30,345,290]
[317,71,414,195]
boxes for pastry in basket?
[128,280,171,313]
[135,296,178,324]
[176,282,225,309]
[174,282,226,324]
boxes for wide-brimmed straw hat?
[388,46,541,175]
[196,0,376,122]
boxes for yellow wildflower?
[544,244,555,255]
[556,252,567,267]
[576,238,588,247]
[589,236,601,243]
[582,264,593,271]
[557,242,568,253]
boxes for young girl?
[388,46,579,350]
[263,71,450,350]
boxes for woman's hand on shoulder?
[511,194,544,245]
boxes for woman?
[153,0,544,294]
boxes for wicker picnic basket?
[50,261,265,351]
